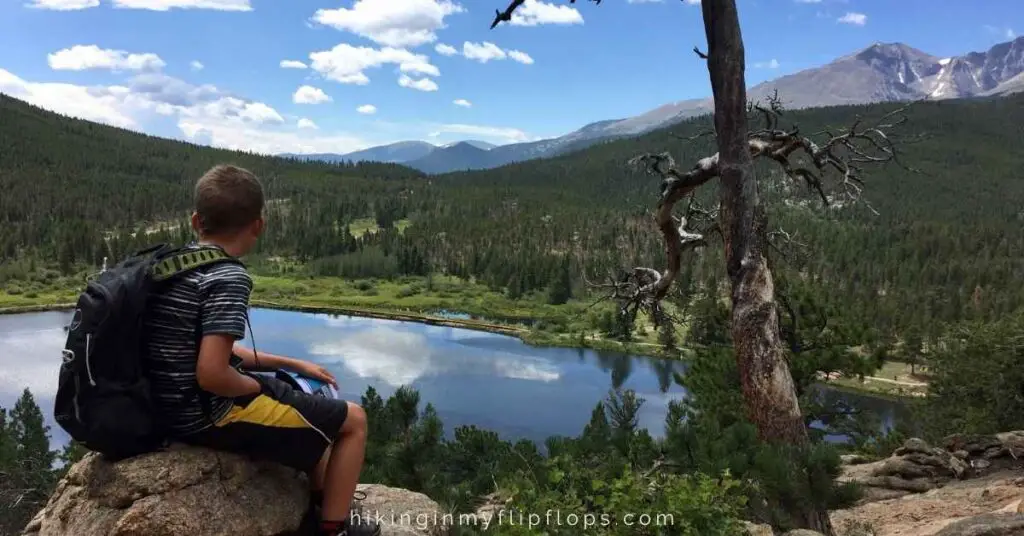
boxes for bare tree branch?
[491,0,601,29]
[580,93,916,323]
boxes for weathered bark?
[700,0,806,448]
[700,1,833,534]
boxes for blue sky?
[0,0,1020,155]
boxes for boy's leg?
[321,402,367,523]
[182,376,378,535]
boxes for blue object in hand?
[257,369,340,400]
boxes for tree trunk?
[699,1,835,534]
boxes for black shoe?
[321,491,380,536]
[311,490,368,523]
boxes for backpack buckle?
[62,349,75,364]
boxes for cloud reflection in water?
[309,320,561,387]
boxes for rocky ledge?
[838,432,1024,503]
[829,432,1024,536]
[22,444,448,536]
[742,433,1024,536]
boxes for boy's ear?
[190,212,202,233]
[251,217,265,238]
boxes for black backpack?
[53,243,239,461]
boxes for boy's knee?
[341,401,367,436]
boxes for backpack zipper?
[85,333,97,387]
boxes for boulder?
[22,444,447,536]
[837,437,1005,504]
[894,438,935,456]
[943,434,1004,456]
[933,513,1024,535]
[780,530,826,536]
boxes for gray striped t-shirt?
[143,244,253,436]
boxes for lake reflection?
[0,309,688,447]
[0,308,903,450]
[239,309,687,445]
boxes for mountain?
[289,36,1024,175]
[406,141,496,173]
[748,37,1024,105]
[281,140,436,164]
[443,140,497,151]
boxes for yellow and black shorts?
[181,374,349,473]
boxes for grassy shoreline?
[0,299,673,358]
[0,273,674,359]
[0,274,924,398]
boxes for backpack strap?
[151,246,237,282]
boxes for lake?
[0,308,904,449]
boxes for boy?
[143,164,379,536]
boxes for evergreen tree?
[546,258,573,305]
[1,390,57,536]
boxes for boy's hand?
[293,361,338,388]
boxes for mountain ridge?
[286,36,1024,174]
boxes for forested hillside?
[1,92,1022,341]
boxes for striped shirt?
[143,244,253,436]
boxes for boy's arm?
[198,335,262,396]
[195,268,262,397]
[232,344,302,371]
[232,344,338,388]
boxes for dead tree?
[492,1,914,534]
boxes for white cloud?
[109,0,252,10]
[48,45,165,72]
[460,42,534,65]
[683,0,699,4]
[453,99,471,108]
[837,12,866,25]
[398,74,438,92]
[754,58,780,69]
[509,0,583,26]
[508,50,534,65]
[293,85,332,104]
[435,43,458,56]
[309,43,439,85]
[177,118,367,155]
[431,123,531,143]
[357,104,377,114]
[190,60,204,71]
[463,41,506,63]
[0,68,138,128]
[26,0,98,10]
[311,0,464,48]
[297,118,318,129]
[983,25,1017,40]
[1,67,379,156]
[179,97,283,124]
[280,59,308,69]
